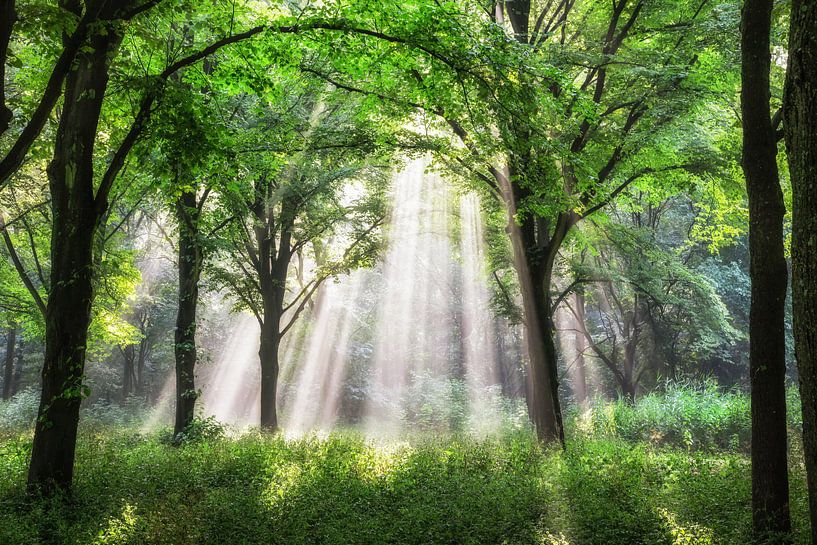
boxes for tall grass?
[570,381,802,452]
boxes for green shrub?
[0,430,811,545]
[0,388,40,431]
[570,382,801,452]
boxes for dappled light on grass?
[0,425,812,544]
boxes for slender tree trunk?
[12,338,22,395]
[2,325,16,400]
[121,345,136,399]
[174,189,202,435]
[27,15,122,494]
[741,0,792,540]
[784,3,817,541]
[622,302,640,404]
[136,340,148,397]
[572,292,589,405]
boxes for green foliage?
[0,427,812,544]
[571,382,802,453]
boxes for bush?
[0,388,40,431]
[570,381,802,452]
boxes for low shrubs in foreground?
[0,430,812,545]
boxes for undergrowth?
[0,430,811,545]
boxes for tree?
[209,80,387,430]
[783,1,817,541]
[2,324,16,400]
[740,0,791,541]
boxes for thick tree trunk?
[784,3,817,541]
[741,0,792,540]
[257,238,290,431]
[174,190,202,436]
[2,326,15,400]
[27,15,121,494]
[498,170,563,443]
[259,320,282,430]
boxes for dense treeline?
[0,1,814,543]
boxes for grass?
[0,428,812,545]
[0,385,810,544]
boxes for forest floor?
[0,427,811,545]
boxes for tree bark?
[121,345,136,399]
[496,167,564,444]
[259,319,282,430]
[741,0,792,540]
[173,189,202,436]
[784,2,817,541]
[2,325,16,400]
[27,12,123,494]
[257,225,290,431]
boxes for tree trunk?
[173,189,202,436]
[741,0,792,540]
[571,292,589,405]
[259,319,282,430]
[121,345,136,399]
[136,340,148,397]
[499,170,563,443]
[27,15,122,495]
[784,2,817,541]
[257,229,290,431]
[12,338,22,395]
[2,325,15,400]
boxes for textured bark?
[257,225,291,431]
[497,168,564,444]
[784,2,817,541]
[741,0,792,541]
[27,13,124,494]
[259,320,282,431]
[2,326,16,400]
[174,189,202,436]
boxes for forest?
[0,0,815,544]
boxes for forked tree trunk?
[257,231,290,431]
[2,326,15,400]
[783,2,817,540]
[498,169,564,444]
[174,189,202,435]
[741,0,792,540]
[27,16,123,494]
